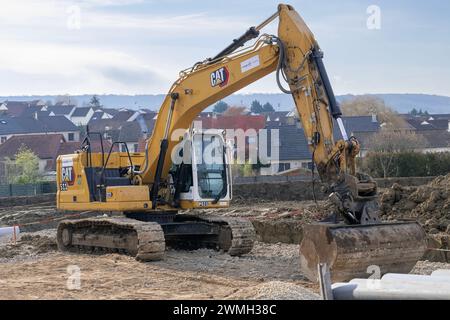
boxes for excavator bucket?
[299,222,427,282]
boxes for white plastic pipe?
[432,270,450,278]
[332,279,450,300]
[382,273,450,284]
[0,226,20,242]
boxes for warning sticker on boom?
[240,55,260,73]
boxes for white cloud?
[0,40,169,95]
[0,0,248,33]
[77,0,145,6]
[0,0,251,95]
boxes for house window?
[121,145,127,152]
[278,163,291,172]
[133,144,139,152]
[0,136,7,143]
[68,133,75,141]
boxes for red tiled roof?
[200,115,266,131]
[0,134,65,160]
[1,101,29,117]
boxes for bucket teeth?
[299,222,427,282]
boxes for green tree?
[250,100,264,114]
[89,95,102,108]
[5,145,41,184]
[410,108,418,116]
[262,102,275,112]
[238,162,255,177]
[213,101,229,114]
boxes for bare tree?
[222,106,247,117]
[55,94,78,106]
[365,130,426,178]
[340,95,406,129]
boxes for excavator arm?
[140,4,373,224]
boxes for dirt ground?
[0,230,448,300]
[0,179,450,300]
[380,174,450,234]
[0,229,320,300]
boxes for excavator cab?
[169,129,232,209]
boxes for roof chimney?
[34,112,38,120]
[371,113,377,123]
[448,120,450,133]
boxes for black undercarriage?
[124,211,232,251]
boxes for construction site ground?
[1,178,450,300]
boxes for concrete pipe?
[332,278,450,300]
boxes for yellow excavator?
[56,4,427,282]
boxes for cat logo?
[61,166,75,186]
[210,67,229,88]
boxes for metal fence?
[0,182,57,198]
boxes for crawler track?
[57,217,165,261]
[56,214,256,260]
[192,215,256,256]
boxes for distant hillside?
[1,93,449,114]
[338,94,450,114]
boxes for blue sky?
[0,0,449,96]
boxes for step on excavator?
[56,4,427,282]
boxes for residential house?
[0,133,115,181]
[200,114,266,131]
[0,100,47,117]
[261,111,295,126]
[405,117,450,132]
[118,119,156,153]
[261,115,381,175]
[101,108,120,118]
[261,124,312,175]
[0,115,80,144]
[0,134,66,175]
[87,118,124,142]
[400,113,450,153]
[70,107,95,126]
[199,114,266,168]
[419,130,450,153]
[112,109,138,122]
[114,109,154,123]
[89,109,114,122]
[332,115,381,157]
[47,105,76,119]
